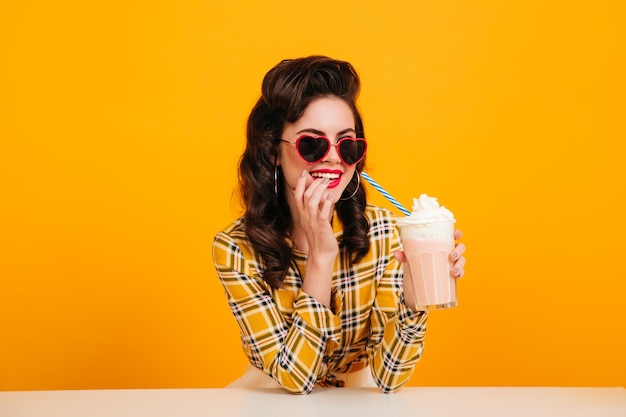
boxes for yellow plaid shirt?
[212,205,428,394]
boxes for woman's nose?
[323,143,342,163]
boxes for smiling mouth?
[310,172,341,180]
[310,171,343,188]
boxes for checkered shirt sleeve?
[212,225,341,394]
[365,208,428,392]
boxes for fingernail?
[453,267,460,276]
[451,252,459,261]
[300,170,307,177]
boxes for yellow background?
[1,1,624,390]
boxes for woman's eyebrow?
[337,128,357,136]
[296,128,326,136]
[296,128,357,136]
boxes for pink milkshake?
[396,195,457,310]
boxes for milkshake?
[396,194,457,310]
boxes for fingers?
[303,177,329,210]
[450,235,466,279]
[450,230,466,278]
[293,170,309,211]
[451,255,465,278]
[393,250,407,263]
[293,170,333,218]
[319,192,335,221]
[450,242,465,261]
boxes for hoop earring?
[340,172,360,201]
[274,165,279,197]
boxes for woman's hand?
[394,250,417,310]
[290,170,338,307]
[291,170,338,258]
[450,229,466,278]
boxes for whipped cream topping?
[397,194,456,225]
[395,194,455,241]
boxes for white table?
[1,387,625,417]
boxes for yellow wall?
[1,1,624,390]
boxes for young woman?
[212,56,466,394]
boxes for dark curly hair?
[239,56,370,289]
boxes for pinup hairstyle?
[239,56,370,289]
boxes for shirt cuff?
[293,292,342,343]
[395,302,428,344]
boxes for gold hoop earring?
[340,172,360,201]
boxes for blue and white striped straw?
[361,172,411,216]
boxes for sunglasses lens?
[297,136,329,162]
[339,139,366,165]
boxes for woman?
[212,56,466,394]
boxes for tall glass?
[397,219,457,310]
